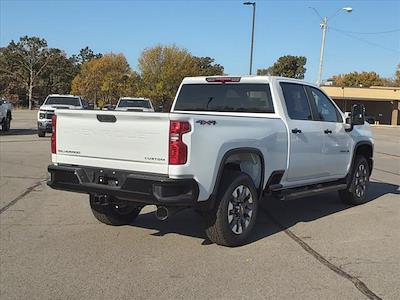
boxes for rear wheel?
[38,130,45,137]
[89,194,142,226]
[205,171,258,247]
[339,155,370,205]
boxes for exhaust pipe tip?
[155,206,169,221]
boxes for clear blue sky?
[1,0,399,82]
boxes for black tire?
[204,171,258,247]
[2,114,10,131]
[339,155,370,205]
[89,194,142,226]
[194,209,204,217]
[38,130,45,137]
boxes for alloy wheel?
[354,163,368,198]
[227,185,254,235]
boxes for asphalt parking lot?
[1,110,399,300]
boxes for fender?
[197,147,265,211]
[346,141,374,185]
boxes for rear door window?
[174,84,274,113]
[280,83,313,120]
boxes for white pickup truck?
[47,76,373,247]
[114,97,154,112]
[37,94,86,137]
[0,98,12,131]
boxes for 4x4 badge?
[196,120,217,125]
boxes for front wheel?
[2,115,10,131]
[205,171,258,247]
[38,130,45,137]
[339,155,370,205]
[89,195,142,226]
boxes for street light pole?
[316,17,327,86]
[244,2,256,75]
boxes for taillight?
[51,114,57,154]
[169,121,190,165]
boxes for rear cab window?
[174,83,274,113]
[45,97,81,106]
[118,99,151,108]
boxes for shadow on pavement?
[367,181,399,200]
[0,128,38,136]
[132,181,399,246]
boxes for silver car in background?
[0,98,12,131]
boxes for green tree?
[256,68,270,76]
[71,53,138,106]
[0,36,54,109]
[330,71,383,87]
[257,55,307,79]
[72,46,102,68]
[380,77,397,87]
[193,56,224,76]
[138,45,199,108]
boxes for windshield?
[174,84,274,113]
[118,99,151,108]
[45,97,80,106]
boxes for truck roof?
[47,94,80,98]
[181,76,316,86]
[119,97,149,100]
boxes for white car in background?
[37,94,85,137]
[114,97,154,112]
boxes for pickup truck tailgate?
[55,110,170,174]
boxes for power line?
[330,28,400,54]
[330,27,400,35]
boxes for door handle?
[291,128,302,134]
[324,129,332,134]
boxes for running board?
[277,183,347,201]
[269,184,283,192]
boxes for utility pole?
[310,7,352,86]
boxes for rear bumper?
[47,164,199,206]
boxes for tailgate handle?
[97,115,116,123]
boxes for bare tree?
[0,36,52,109]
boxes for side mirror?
[351,104,365,125]
[345,104,365,132]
